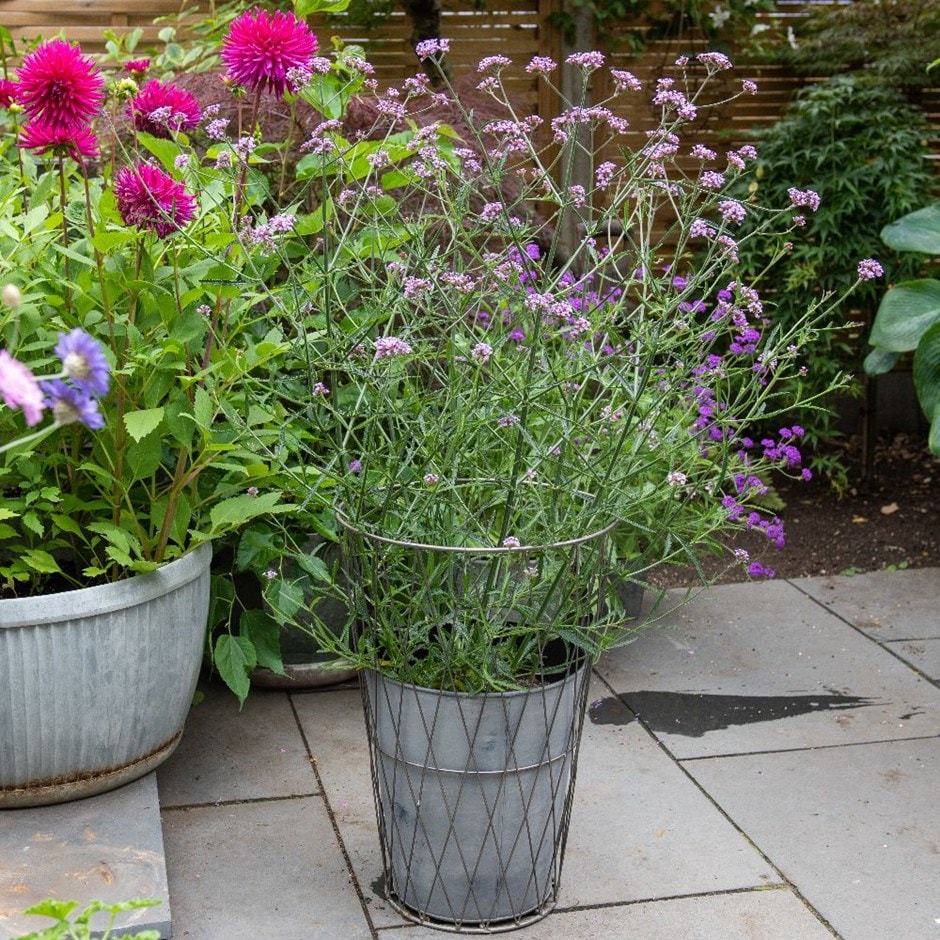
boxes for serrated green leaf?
[264,576,305,624]
[236,525,279,570]
[193,387,213,430]
[136,131,183,173]
[213,634,256,704]
[295,552,331,584]
[0,507,19,522]
[21,511,43,537]
[124,407,165,443]
[22,549,62,574]
[209,491,285,535]
[240,609,286,675]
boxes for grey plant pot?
[0,542,211,808]
[363,660,591,930]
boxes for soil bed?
[649,433,939,588]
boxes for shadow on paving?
[589,691,879,737]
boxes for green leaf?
[0,507,19,522]
[264,576,305,624]
[124,407,165,443]
[913,320,940,419]
[136,131,184,173]
[295,552,331,584]
[193,387,213,430]
[208,491,285,535]
[213,634,256,705]
[51,513,85,538]
[22,549,62,574]
[236,525,279,570]
[869,280,940,352]
[881,203,940,255]
[92,228,139,253]
[929,401,940,456]
[295,0,350,15]
[862,347,900,377]
[239,609,286,675]
[125,433,163,479]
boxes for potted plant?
[224,34,881,929]
[0,21,317,803]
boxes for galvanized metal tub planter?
[363,659,591,932]
[0,542,211,808]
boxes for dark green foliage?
[780,0,940,90]
[736,77,933,474]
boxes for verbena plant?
[211,37,876,691]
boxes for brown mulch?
[649,433,940,587]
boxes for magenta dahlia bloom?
[114,162,197,238]
[0,79,18,109]
[128,80,202,138]
[19,121,99,161]
[124,58,151,76]
[16,39,104,131]
[221,8,318,98]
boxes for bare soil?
[649,433,939,587]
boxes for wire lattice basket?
[339,508,617,931]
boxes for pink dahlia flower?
[0,79,18,109]
[221,8,318,98]
[128,80,202,138]
[114,162,197,238]
[16,39,104,131]
[0,350,45,426]
[124,58,151,75]
[19,121,99,161]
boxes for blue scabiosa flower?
[41,379,105,429]
[55,328,110,396]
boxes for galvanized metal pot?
[0,542,211,808]
[363,660,592,932]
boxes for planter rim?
[0,541,212,629]
[337,509,617,555]
[364,658,587,701]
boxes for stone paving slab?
[160,795,371,940]
[382,887,833,939]
[885,638,940,682]
[596,580,940,759]
[793,568,940,640]
[293,676,780,929]
[157,682,318,807]
[684,736,940,940]
[0,775,170,940]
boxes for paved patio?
[5,568,940,938]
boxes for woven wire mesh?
[341,515,614,931]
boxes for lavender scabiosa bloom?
[55,328,109,396]
[857,258,883,281]
[221,8,318,98]
[41,379,104,429]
